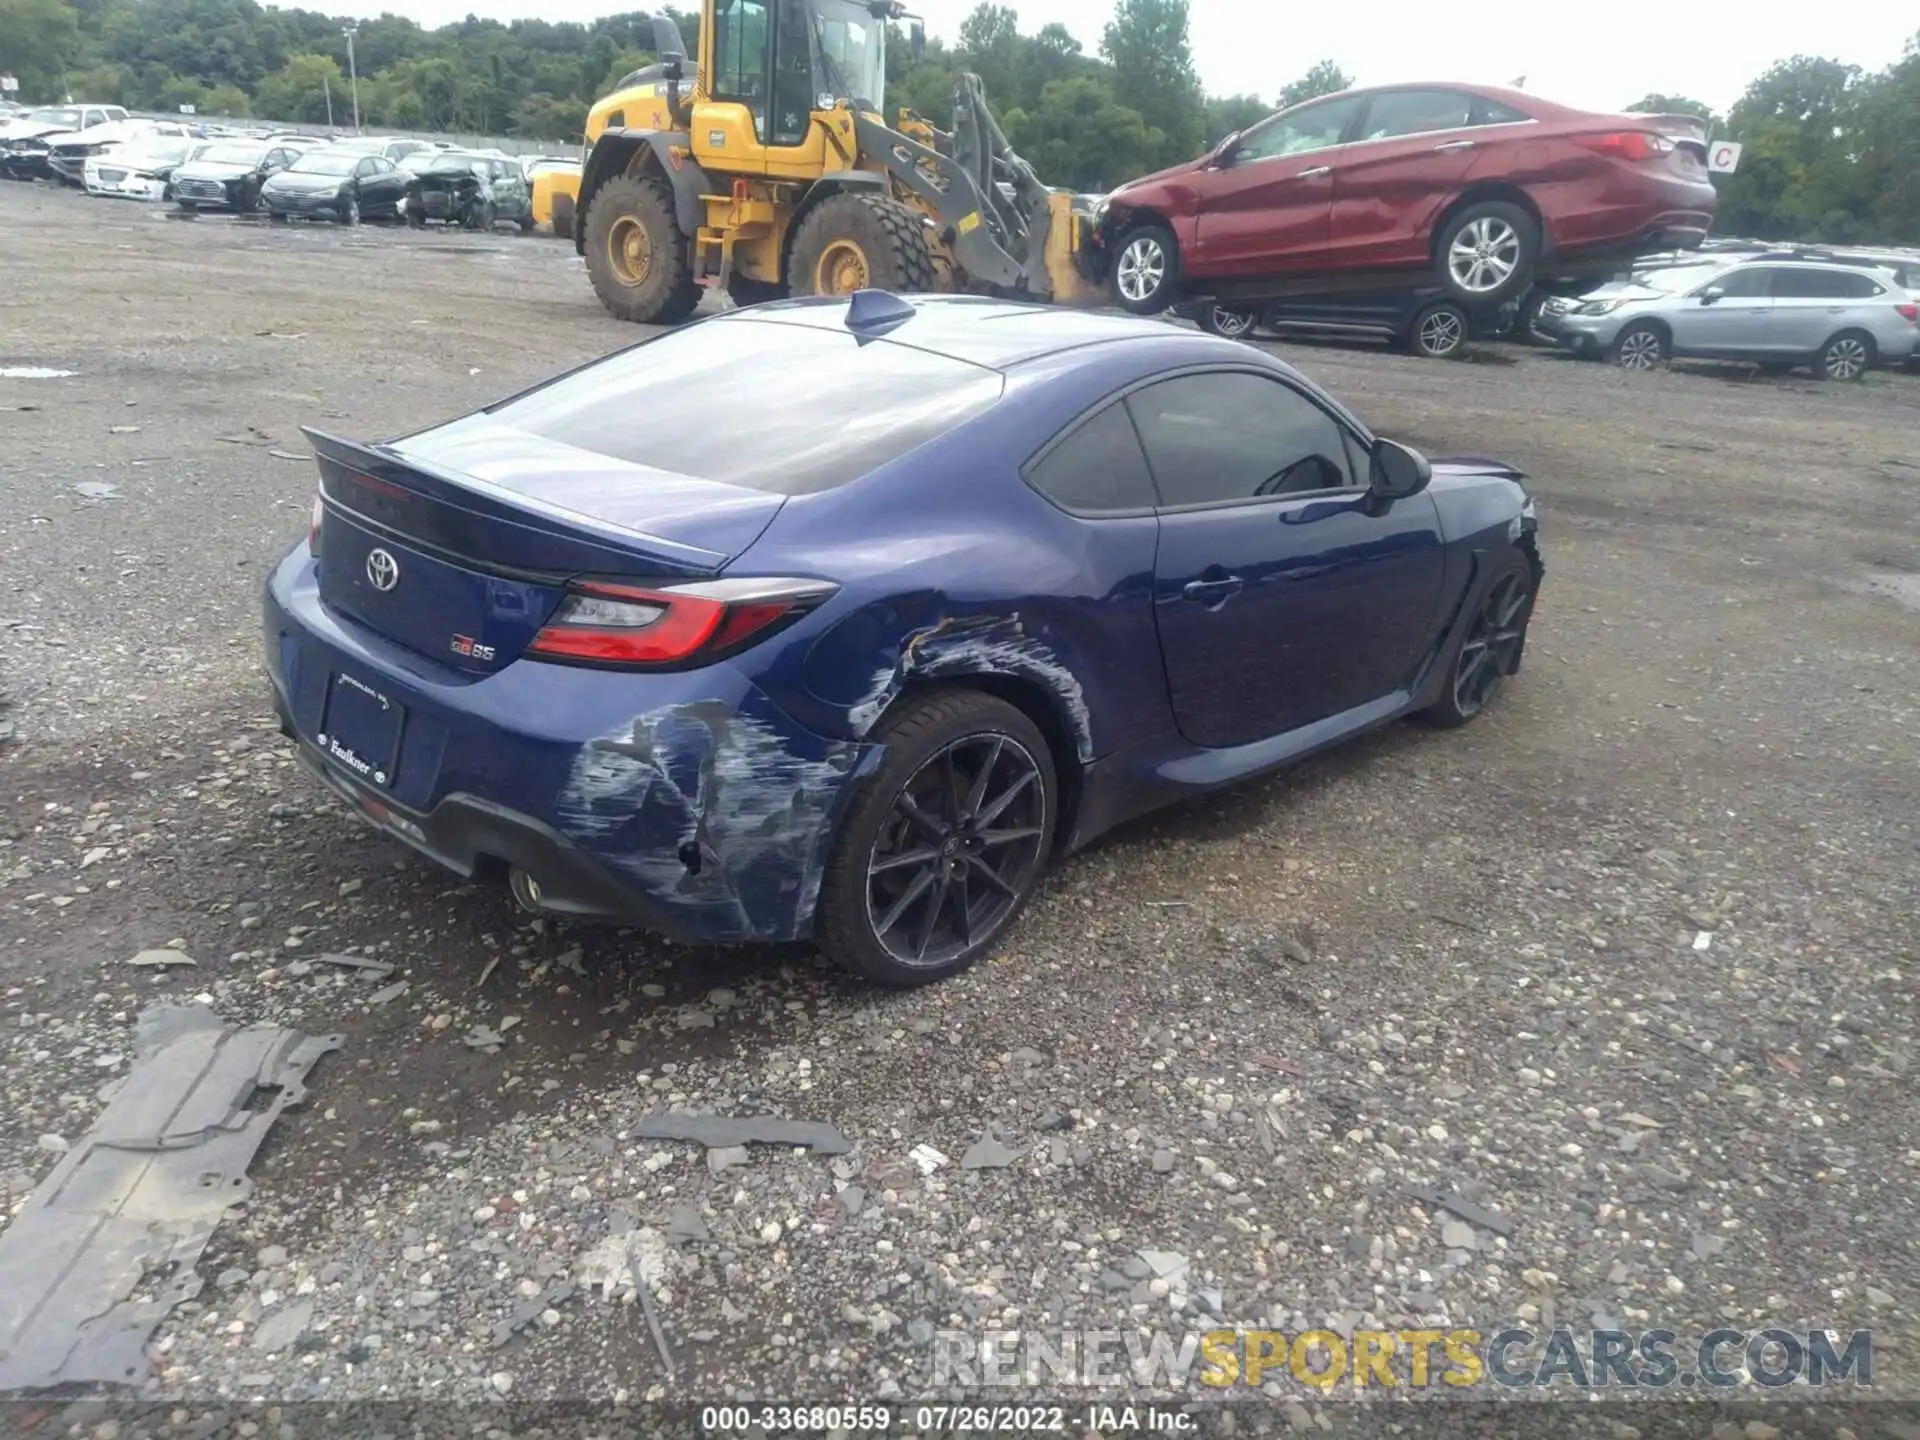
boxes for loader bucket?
[1043,195,1107,309]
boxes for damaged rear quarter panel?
[555,690,873,943]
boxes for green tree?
[1204,91,1267,146]
[1715,55,1866,239]
[956,1,1019,101]
[203,81,249,116]
[253,52,344,124]
[1100,0,1202,167]
[511,88,587,140]
[0,0,81,101]
[1277,59,1350,109]
[1002,71,1156,190]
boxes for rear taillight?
[526,577,836,669]
[1575,131,1675,162]
[308,494,324,556]
[1897,303,1919,323]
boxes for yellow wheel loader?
[573,2,1103,323]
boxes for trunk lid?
[307,423,786,674]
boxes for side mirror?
[1699,285,1724,305]
[910,20,926,62]
[1368,438,1432,503]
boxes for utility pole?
[323,73,334,128]
[342,23,362,134]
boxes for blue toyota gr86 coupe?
[265,291,1543,987]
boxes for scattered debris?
[463,1024,506,1053]
[1137,1249,1189,1281]
[267,450,306,461]
[367,980,408,1006]
[638,1271,675,1380]
[908,1143,951,1176]
[252,1298,315,1354]
[255,331,308,340]
[474,953,503,989]
[1252,1055,1303,1077]
[1440,1220,1478,1251]
[707,1145,750,1175]
[0,1005,337,1389]
[629,1113,851,1155]
[107,425,140,435]
[490,1282,574,1347]
[1692,930,1713,952]
[0,367,75,379]
[1143,899,1191,908]
[666,1204,710,1245]
[127,948,196,969]
[555,946,586,977]
[960,1133,1025,1170]
[74,481,120,501]
[1408,1185,1513,1239]
[315,953,395,980]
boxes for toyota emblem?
[365,548,400,592]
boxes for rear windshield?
[290,151,358,175]
[199,142,268,165]
[487,318,1005,495]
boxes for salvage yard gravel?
[0,185,1915,1433]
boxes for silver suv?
[1537,259,1919,380]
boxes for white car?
[46,118,191,186]
[85,137,210,200]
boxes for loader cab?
[698,0,892,178]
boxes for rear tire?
[1814,329,1874,382]
[1111,222,1180,314]
[1435,200,1537,306]
[549,192,575,240]
[788,192,934,298]
[1407,301,1469,358]
[815,690,1058,988]
[465,198,495,232]
[1610,320,1668,371]
[584,172,701,324]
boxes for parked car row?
[3,107,564,234]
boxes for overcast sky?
[332,0,1917,117]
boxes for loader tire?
[585,172,701,325]
[789,192,934,298]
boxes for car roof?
[722,294,1195,370]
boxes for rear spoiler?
[1632,113,1711,153]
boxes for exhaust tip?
[508,867,546,912]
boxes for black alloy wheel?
[866,733,1048,971]
[1417,555,1535,728]
[817,689,1058,987]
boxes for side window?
[1126,373,1357,507]
[1236,95,1362,162]
[1708,267,1771,298]
[264,149,285,169]
[1770,268,1866,299]
[1358,89,1474,141]
[1024,403,1159,515]
[353,158,376,178]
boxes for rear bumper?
[263,547,876,944]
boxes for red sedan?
[1094,83,1716,314]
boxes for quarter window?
[1126,373,1357,507]
[1773,268,1880,299]
[1024,403,1159,514]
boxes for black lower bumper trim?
[293,744,699,941]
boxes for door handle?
[1296,165,1332,178]
[1182,575,1245,606]
[1433,139,1476,152]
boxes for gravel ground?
[3,184,1918,1431]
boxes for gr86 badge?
[451,633,495,661]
